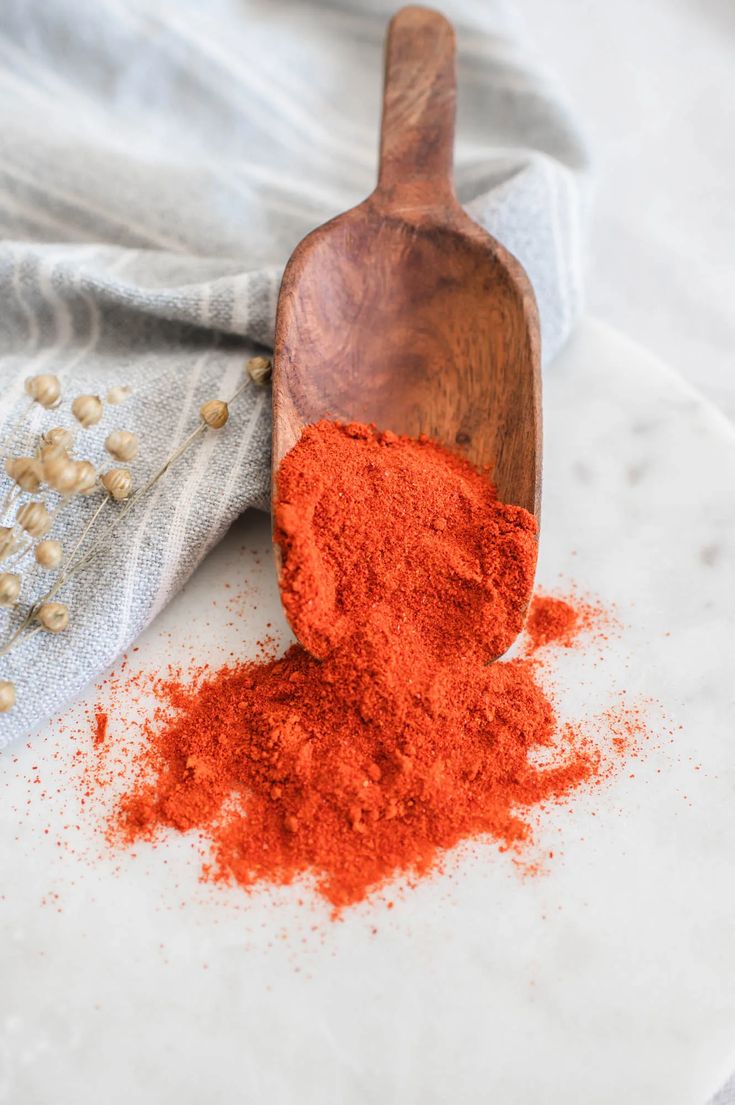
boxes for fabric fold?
[0,0,588,745]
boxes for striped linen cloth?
[0,0,588,745]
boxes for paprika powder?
[102,420,621,912]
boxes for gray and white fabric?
[0,0,588,746]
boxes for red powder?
[93,710,108,747]
[525,593,610,652]
[114,644,599,911]
[92,421,623,912]
[276,421,538,662]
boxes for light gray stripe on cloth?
[0,0,588,746]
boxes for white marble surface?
[515,0,735,423]
[1,317,734,1104]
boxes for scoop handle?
[377,6,457,203]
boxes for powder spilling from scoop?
[91,421,631,912]
[525,593,610,652]
[275,420,538,661]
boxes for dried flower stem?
[0,532,28,568]
[0,497,108,647]
[0,377,250,660]
[1,485,21,519]
[0,620,42,658]
[7,539,33,568]
[61,496,110,575]
[62,376,249,581]
[63,422,205,583]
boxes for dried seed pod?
[105,430,138,462]
[200,399,229,429]
[35,539,63,569]
[101,467,132,501]
[37,601,69,633]
[0,527,15,560]
[17,501,51,538]
[246,355,272,386]
[0,572,21,606]
[106,385,132,405]
[0,680,16,712]
[43,454,79,495]
[39,442,68,466]
[44,426,74,452]
[5,456,43,493]
[71,394,103,428]
[42,449,67,477]
[25,373,60,408]
[74,460,98,496]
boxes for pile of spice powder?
[105,420,617,911]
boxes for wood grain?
[273,4,541,518]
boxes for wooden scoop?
[273,4,541,512]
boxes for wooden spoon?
[272,2,541,517]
